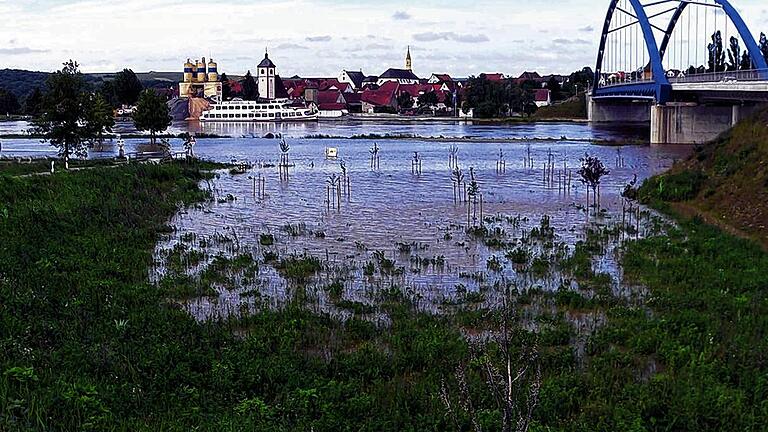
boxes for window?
[261,69,265,74]
[248,106,254,110]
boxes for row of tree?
[220,71,259,101]
[1,68,148,116]
[30,60,172,160]
[460,75,539,118]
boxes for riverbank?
[639,107,768,248]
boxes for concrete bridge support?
[650,103,762,144]
[588,98,651,123]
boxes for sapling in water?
[577,153,610,214]
[369,142,381,170]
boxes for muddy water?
[146,129,691,321]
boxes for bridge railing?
[667,68,768,84]
[596,77,656,89]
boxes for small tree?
[760,33,768,65]
[220,73,232,100]
[242,71,258,100]
[397,92,414,110]
[85,92,115,149]
[740,51,753,71]
[443,91,454,108]
[440,295,541,432]
[113,68,143,106]
[708,31,726,73]
[546,77,562,101]
[98,80,120,108]
[33,60,93,160]
[0,88,20,115]
[727,37,741,71]
[133,89,171,146]
[417,91,439,107]
[23,87,43,117]
[577,153,610,212]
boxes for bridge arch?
[658,0,768,70]
[594,0,670,102]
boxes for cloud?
[306,35,332,42]
[412,32,489,43]
[578,25,594,33]
[552,38,591,45]
[392,11,411,20]
[0,47,50,55]
[365,43,391,50]
[277,43,309,50]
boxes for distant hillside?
[0,69,182,100]
[640,108,768,246]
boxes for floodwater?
[1,120,690,322]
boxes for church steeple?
[405,46,412,71]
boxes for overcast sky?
[1,0,767,77]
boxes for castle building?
[258,51,277,100]
[179,57,222,102]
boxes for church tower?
[257,50,277,100]
[405,46,412,71]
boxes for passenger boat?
[200,98,318,122]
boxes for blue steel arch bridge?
[588,0,768,143]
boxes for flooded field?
[139,129,691,324]
[1,120,690,326]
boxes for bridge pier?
[588,98,651,123]
[650,103,761,144]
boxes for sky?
[0,0,767,78]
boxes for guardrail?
[597,68,768,89]
[668,68,768,84]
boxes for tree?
[85,92,115,149]
[740,51,753,71]
[33,60,94,160]
[133,89,171,146]
[98,80,120,108]
[708,31,726,73]
[760,33,768,65]
[443,91,454,108]
[113,68,143,106]
[577,153,610,211]
[220,73,232,100]
[397,92,414,110]
[463,75,512,118]
[23,87,43,117]
[546,77,562,101]
[242,71,258,100]
[0,87,21,115]
[727,36,741,71]
[417,91,439,107]
[440,295,541,432]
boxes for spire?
[406,45,412,71]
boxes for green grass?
[2,159,768,431]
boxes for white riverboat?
[200,98,318,123]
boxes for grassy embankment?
[639,108,768,247]
[533,94,588,121]
[0,142,767,430]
